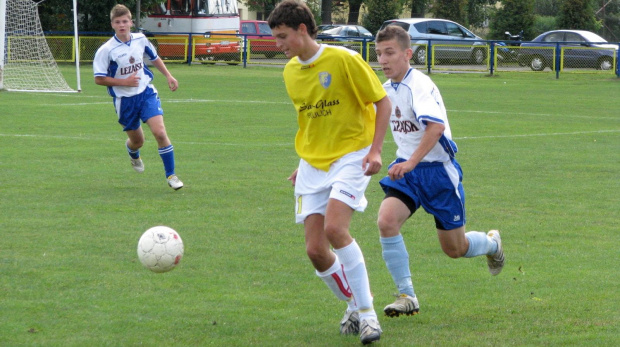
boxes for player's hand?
[388,160,415,180]
[288,168,298,186]
[126,71,140,87]
[167,76,178,91]
[362,152,382,176]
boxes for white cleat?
[131,158,144,173]
[167,175,184,190]
[340,309,360,335]
[384,294,420,317]
[487,230,505,276]
[359,317,382,345]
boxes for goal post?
[0,0,79,92]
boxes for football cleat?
[487,230,505,276]
[131,158,144,173]
[359,317,382,345]
[167,175,184,190]
[340,309,359,335]
[384,294,420,317]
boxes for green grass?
[1,65,619,346]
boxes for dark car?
[379,18,486,65]
[240,20,282,58]
[316,25,374,42]
[518,30,618,71]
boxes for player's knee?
[377,214,400,237]
[442,244,467,259]
[306,245,328,264]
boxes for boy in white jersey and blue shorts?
[268,0,391,344]
[93,4,183,190]
[374,25,505,318]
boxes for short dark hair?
[267,0,318,38]
[376,25,411,50]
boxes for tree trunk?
[410,0,426,17]
[347,0,364,24]
[322,0,332,24]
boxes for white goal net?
[0,0,75,92]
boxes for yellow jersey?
[283,45,387,171]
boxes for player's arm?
[151,57,178,92]
[363,95,391,176]
[94,73,140,87]
[388,121,445,180]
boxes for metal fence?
[14,32,620,78]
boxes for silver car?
[379,18,486,65]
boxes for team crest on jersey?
[319,72,331,89]
[129,56,135,64]
[395,106,402,118]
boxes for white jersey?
[93,33,158,98]
[383,68,457,162]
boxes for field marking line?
[1,130,618,146]
[40,99,618,121]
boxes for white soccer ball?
[137,226,184,273]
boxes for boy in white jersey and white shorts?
[374,25,505,318]
[93,4,183,190]
[268,0,391,344]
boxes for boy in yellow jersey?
[268,1,391,344]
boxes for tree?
[241,0,280,20]
[432,0,468,25]
[362,0,402,34]
[468,0,497,29]
[38,0,160,33]
[557,0,600,32]
[488,0,536,40]
[534,0,561,16]
[347,0,364,24]
[409,0,428,17]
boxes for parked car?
[317,24,340,33]
[316,25,374,42]
[378,18,487,65]
[240,20,281,58]
[518,30,618,71]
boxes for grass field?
[1,64,619,346]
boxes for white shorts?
[294,146,371,224]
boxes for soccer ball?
[137,226,184,273]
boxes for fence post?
[489,41,495,75]
[616,45,619,77]
[242,34,247,68]
[555,42,560,79]
[427,39,432,74]
[187,33,193,65]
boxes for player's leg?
[326,199,380,343]
[145,115,183,189]
[125,127,145,173]
[436,226,504,275]
[377,193,419,317]
[304,212,358,334]
[423,160,504,274]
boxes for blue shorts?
[114,86,163,131]
[379,158,466,230]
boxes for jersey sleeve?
[93,45,110,78]
[343,51,386,104]
[144,37,159,61]
[411,77,445,129]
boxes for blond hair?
[110,4,132,21]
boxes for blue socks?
[158,145,175,177]
[380,234,415,297]
[464,231,498,258]
[126,144,140,159]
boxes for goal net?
[0,0,75,92]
